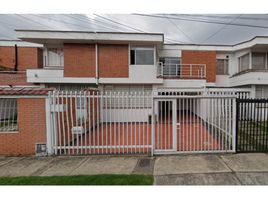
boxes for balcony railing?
[157,62,206,79]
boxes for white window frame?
[129,46,156,66]
[43,46,64,69]
[216,58,229,75]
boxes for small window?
[130,47,154,65]
[159,57,181,76]
[0,99,18,132]
[238,53,250,72]
[216,59,229,75]
[45,48,64,67]
[252,52,266,70]
[256,85,268,98]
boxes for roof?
[0,87,53,96]
[2,14,268,45]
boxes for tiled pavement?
[0,153,268,185]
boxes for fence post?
[45,95,53,155]
[151,95,155,156]
[235,98,239,153]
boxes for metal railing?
[157,62,206,79]
[0,99,18,132]
[236,98,268,153]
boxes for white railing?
[47,90,236,155]
[157,62,206,79]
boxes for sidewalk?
[0,153,268,185]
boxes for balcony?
[157,62,206,79]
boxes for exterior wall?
[0,98,46,155]
[182,50,216,82]
[99,44,129,78]
[0,46,43,71]
[63,43,96,77]
[0,73,32,86]
[0,46,42,86]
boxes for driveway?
[0,153,268,185]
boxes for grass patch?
[0,174,153,185]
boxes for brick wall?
[181,50,216,82]
[0,98,46,155]
[98,44,129,78]
[0,46,43,71]
[64,43,96,77]
[0,46,42,86]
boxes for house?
[0,18,268,155]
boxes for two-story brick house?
[1,26,268,155]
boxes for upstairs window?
[252,52,267,70]
[238,53,249,72]
[159,57,181,76]
[45,48,64,68]
[130,47,154,65]
[216,59,229,75]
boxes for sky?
[1,14,268,45]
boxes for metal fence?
[47,90,237,155]
[236,98,268,152]
[153,95,236,154]
[47,90,153,155]
[0,99,18,132]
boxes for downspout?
[14,44,18,71]
[95,43,99,85]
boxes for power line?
[65,14,123,32]
[94,14,187,44]
[178,14,268,21]
[163,14,196,43]
[133,14,268,29]
[200,14,242,44]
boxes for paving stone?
[70,156,139,175]
[221,153,268,172]
[154,173,241,185]
[154,155,231,175]
[40,156,88,176]
[132,157,155,175]
[0,157,55,177]
[236,172,268,185]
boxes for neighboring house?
[0,28,268,155]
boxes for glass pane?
[216,59,228,75]
[252,52,266,69]
[240,54,249,71]
[136,49,154,65]
[47,48,63,67]
[130,50,135,65]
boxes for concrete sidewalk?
[0,153,268,185]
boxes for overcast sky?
[1,14,268,45]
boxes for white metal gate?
[152,94,236,154]
[46,90,237,155]
[46,90,153,155]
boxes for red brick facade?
[64,43,96,77]
[0,46,42,86]
[0,46,43,71]
[181,50,216,82]
[0,98,47,155]
[98,44,129,78]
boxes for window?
[256,86,268,98]
[238,53,250,72]
[159,57,181,76]
[252,52,266,70]
[45,48,64,67]
[0,99,18,132]
[130,47,154,65]
[216,59,229,75]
